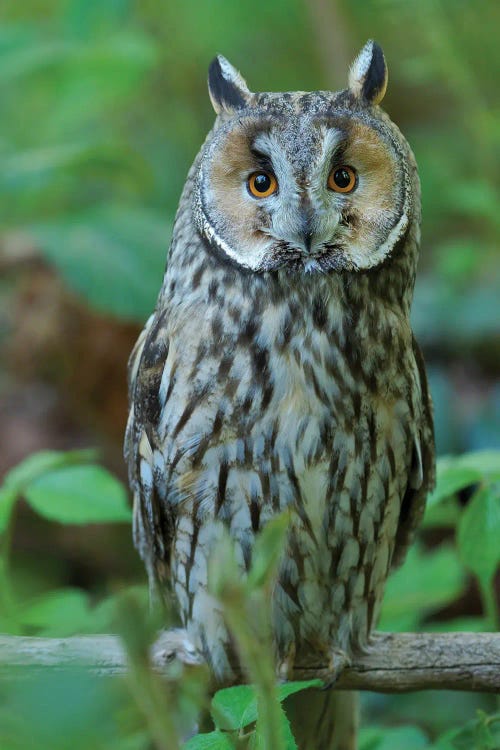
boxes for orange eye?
[247,171,278,198]
[327,165,357,193]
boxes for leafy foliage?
[0,448,498,748]
[0,449,131,528]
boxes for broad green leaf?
[1,449,97,493]
[211,680,322,733]
[183,731,234,749]
[379,545,466,631]
[32,206,170,321]
[211,685,255,730]
[428,466,481,508]
[24,464,131,524]
[248,709,297,750]
[277,679,323,702]
[429,451,500,507]
[281,708,298,750]
[457,485,500,585]
[0,450,97,532]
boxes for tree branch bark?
[1,630,499,693]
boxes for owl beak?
[302,229,313,253]
[299,203,315,254]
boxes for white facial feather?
[196,58,410,274]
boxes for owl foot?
[276,644,350,687]
[321,648,351,689]
[150,629,203,669]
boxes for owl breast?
[149,266,416,679]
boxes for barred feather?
[125,45,435,749]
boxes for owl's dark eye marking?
[328,165,357,193]
[248,171,278,198]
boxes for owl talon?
[321,648,351,690]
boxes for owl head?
[193,41,417,275]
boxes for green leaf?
[0,450,128,529]
[24,464,131,524]
[0,450,97,532]
[247,707,298,750]
[428,466,481,508]
[277,680,324,702]
[429,451,500,507]
[183,730,234,750]
[457,484,500,586]
[31,206,171,321]
[280,708,298,750]
[211,680,322,733]
[211,685,256,730]
[379,545,466,631]
[2,449,97,493]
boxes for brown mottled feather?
[125,44,435,750]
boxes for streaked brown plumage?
[125,41,435,750]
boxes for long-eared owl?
[125,41,435,750]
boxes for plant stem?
[223,591,286,750]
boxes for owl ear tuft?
[348,40,388,105]
[208,55,252,114]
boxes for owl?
[125,41,435,750]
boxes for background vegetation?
[0,0,498,748]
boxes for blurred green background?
[0,0,499,747]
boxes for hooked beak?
[299,201,315,254]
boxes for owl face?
[194,42,413,274]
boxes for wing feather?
[392,336,435,567]
[124,311,175,602]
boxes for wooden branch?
[1,630,499,693]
